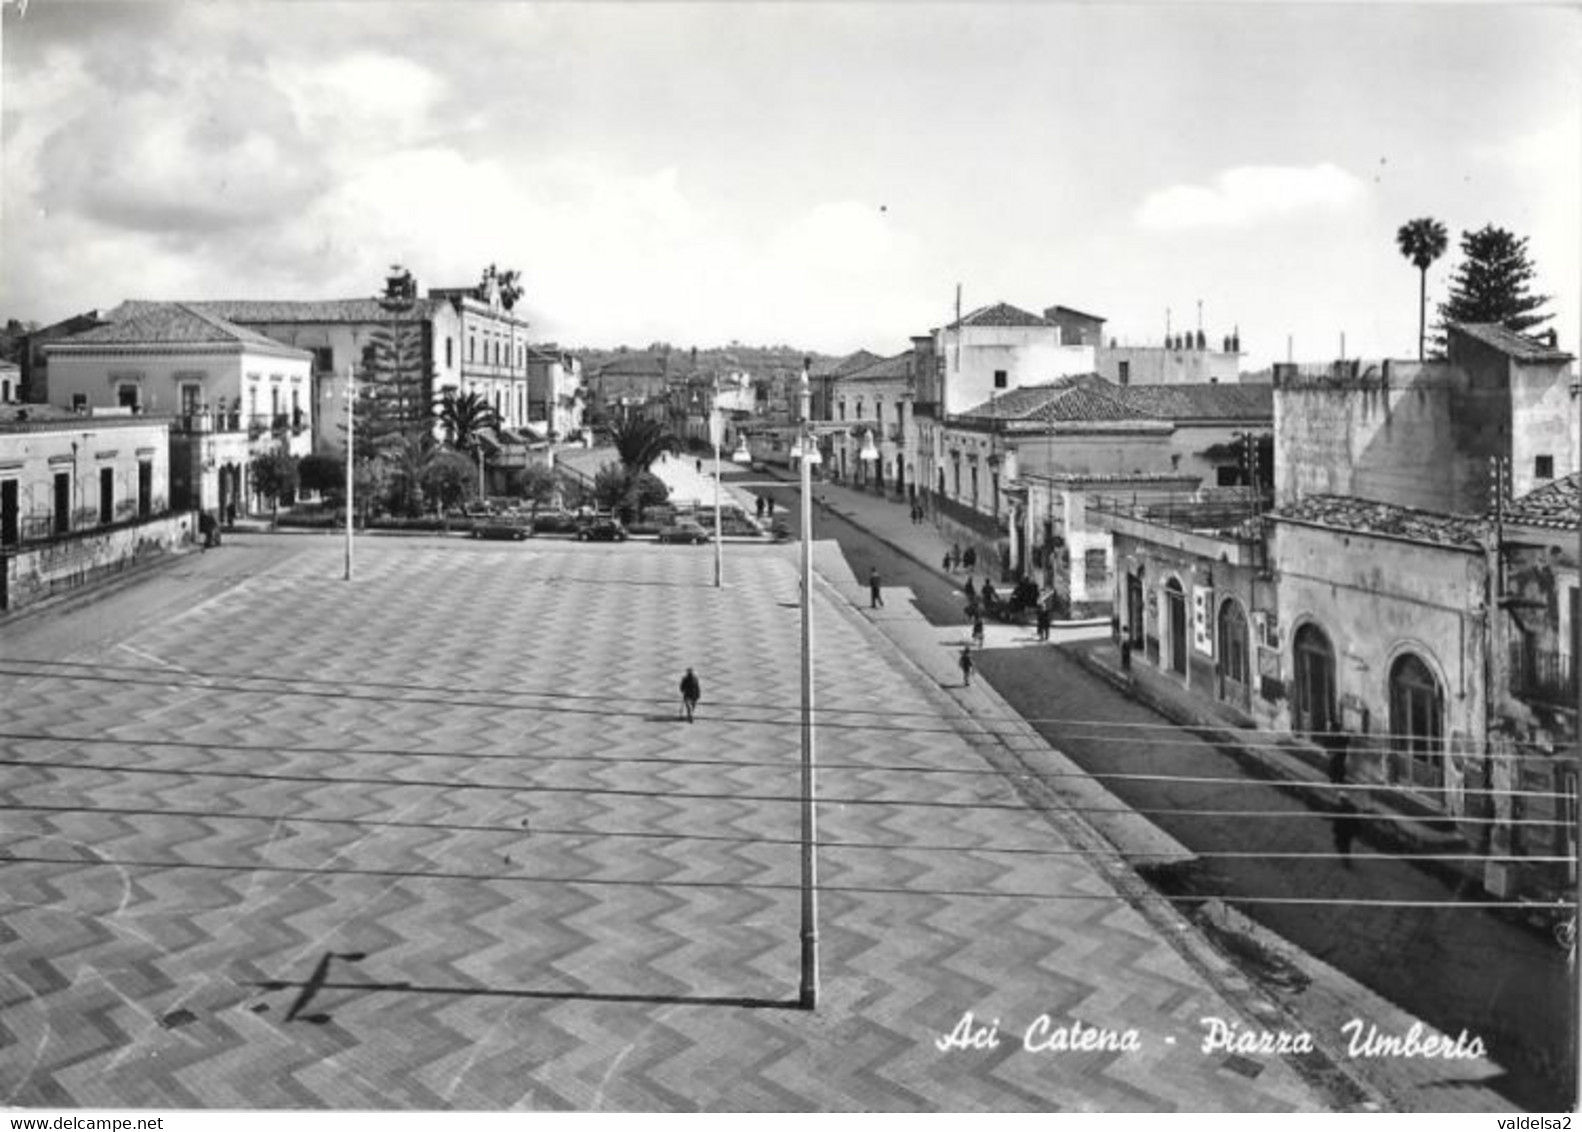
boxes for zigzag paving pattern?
[1,537,1333,1110]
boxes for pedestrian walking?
[942,551,953,572]
[959,646,974,686]
[1331,792,1361,866]
[951,542,961,571]
[1036,604,1051,642]
[964,577,977,602]
[963,546,977,572]
[679,667,701,723]
[971,613,985,650]
[868,567,884,609]
[756,495,765,520]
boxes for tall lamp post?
[795,357,819,1009]
[711,375,724,589]
[343,363,355,581]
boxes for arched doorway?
[1217,597,1250,708]
[1165,578,1187,676]
[1390,652,1444,790]
[1292,622,1336,737]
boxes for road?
[750,477,1575,1113]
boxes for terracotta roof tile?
[840,352,911,382]
[1110,382,1273,421]
[54,303,310,358]
[1503,472,1579,531]
[949,302,1054,329]
[810,349,884,378]
[1452,322,1573,363]
[1271,494,1487,549]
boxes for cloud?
[1136,163,1365,230]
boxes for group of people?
[942,542,977,574]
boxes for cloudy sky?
[2,1,1578,368]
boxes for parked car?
[471,516,530,541]
[576,517,628,542]
[657,520,712,545]
[529,511,580,535]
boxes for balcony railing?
[1511,644,1578,709]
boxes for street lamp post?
[344,363,355,582]
[712,376,724,589]
[797,358,819,1009]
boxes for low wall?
[2,512,196,612]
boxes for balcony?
[1510,645,1578,710]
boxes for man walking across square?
[679,667,701,723]
[869,567,884,609]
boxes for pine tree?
[1436,225,1552,343]
[356,318,435,454]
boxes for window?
[994,369,1008,389]
[838,401,846,422]
[138,462,152,519]
[117,384,139,410]
[72,393,88,412]
[1216,465,1239,487]
[180,383,202,415]
[469,337,476,363]
[1390,652,1443,791]
[1118,360,1130,386]
[54,472,70,534]
[311,347,333,374]
[292,389,302,430]
[99,466,113,524]
[2,479,18,545]
[446,338,454,368]
[1536,454,1555,480]
[876,400,883,428]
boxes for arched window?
[1293,622,1336,736]
[1390,652,1443,790]
[1217,598,1249,688]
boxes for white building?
[935,302,1094,416]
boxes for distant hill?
[574,343,833,379]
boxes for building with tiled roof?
[64,303,312,360]
[933,301,1096,417]
[1502,471,1579,532]
[828,352,916,494]
[808,349,883,421]
[948,302,1054,329]
[1453,322,1573,365]
[1270,494,1486,550]
[1276,322,1578,514]
[958,375,1141,424]
[1109,381,1273,423]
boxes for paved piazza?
[0,536,1331,1110]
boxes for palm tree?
[436,390,500,454]
[1396,217,1448,360]
[610,415,681,475]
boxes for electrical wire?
[0,848,1568,911]
[2,800,1570,866]
[0,654,1572,765]
[0,726,1571,801]
[0,755,1571,827]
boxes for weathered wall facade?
[1269,517,1489,818]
